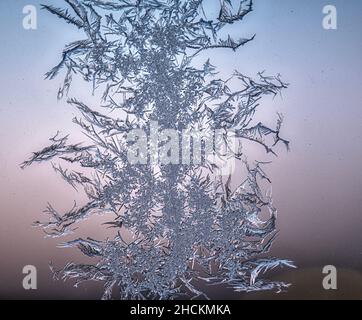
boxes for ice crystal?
[23,0,296,300]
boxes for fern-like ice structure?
[23,0,295,299]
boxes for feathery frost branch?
[24,0,295,299]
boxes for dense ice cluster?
[23,0,295,299]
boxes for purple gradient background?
[0,0,362,299]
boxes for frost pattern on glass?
[23,0,296,300]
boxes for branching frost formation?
[23,0,295,299]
